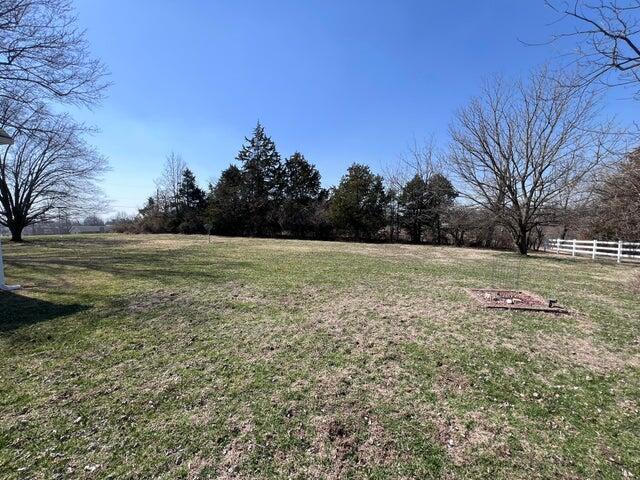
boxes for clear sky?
[72,0,637,217]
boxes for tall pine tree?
[281,152,322,238]
[399,174,429,243]
[176,168,206,234]
[329,164,389,241]
[424,173,457,244]
[399,173,457,244]
[236,122,284,236]
[207,165,246,235]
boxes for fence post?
[572,239,576,257]
[592,240,597,260]
[556,238,560,254]
[617,240,623,263]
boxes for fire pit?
[468,288,569,313]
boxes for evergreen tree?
[399,175,430,243]
[176,168,206,233]
[236,122,284,236]
[386,187,401,242]
[281,152,322,237]
[208,165,246,235]
[399,173,457,244]
[138,196,170,233]
[329,164,389,240]
[424,173,457,244]
[178,169,206,210]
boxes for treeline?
[116,123,469,245]
[116,117,640,251]
[115,118,640,252]
[117,70,640,254]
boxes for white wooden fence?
[544,239,640,264]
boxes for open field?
[1,234,639,479]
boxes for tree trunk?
[411,223,421,244]
[516,229,528,255]
[9,224,23,242]
[5,215,26,242]
[560,225,568,240]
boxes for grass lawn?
[1,234,639,479]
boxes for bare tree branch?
[0,0,109,108]
[545,0,640,98]
[0,106,108,240]
[447,67,623,254]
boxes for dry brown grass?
[527,333,640,374]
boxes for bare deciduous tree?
[448,69,619,254]
[0,110,107,241]
[155,151,186,213]
[383,136,440,193]
[546,0,640,98]
[0,0,108,115]
[0,0,109,241]
[589,147,640,238]
[383,137,442,242]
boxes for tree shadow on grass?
[0,291,89,333]
[4,235,253,287]
[11,253,251,286]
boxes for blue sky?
[72,0,637,217]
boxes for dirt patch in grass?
[305,366,403,479]
[222,281,273,305]
[429,367,514,466]
[431,408,512,466]
[217,419,255,479]
[433,366,471,398]
[308,414,400,479]
[187,456,215,480]
[211,418,256,480]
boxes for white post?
[592,240,597,260]
[0,130,19,291]
[0,234,20,291]
[556,238,560,254]
[617,240,623,263]
[572,239,576,257]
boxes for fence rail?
[544,239,640,264]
